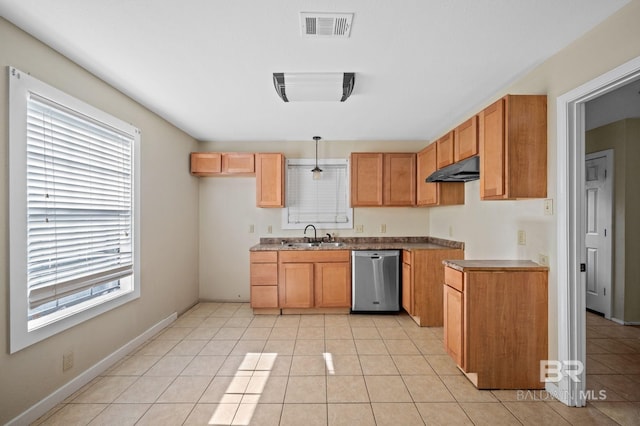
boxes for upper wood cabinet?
[351,152,415,207]
[436,131,455,169]
[350,153,384,206]
[383,153,416,206]
[479,95,547,200]
[190,152,254,176]
[416,144,464,207]
[255,153,285,208]
[190,152,221,176]
[222,152,255,174]
[454,116,479,162]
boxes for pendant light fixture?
[311,136,323,180]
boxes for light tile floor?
[34,304,640,425]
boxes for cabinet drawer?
[250,263,277,285]
[444,267,464,292]
[402,250,412,265]
[250,251,278,263]
[251,286,278,308]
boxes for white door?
[585,150,613,317]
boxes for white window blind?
[283,159,352,229]
[26,94,134,316]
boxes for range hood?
[426,155,479,182]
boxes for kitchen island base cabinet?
[443,261,548,390]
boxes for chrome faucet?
[304,224,318,242]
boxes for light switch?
[544,199,553,215]
[518,230,526,245]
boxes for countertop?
[442,259,548,272]
[250,236,464,252]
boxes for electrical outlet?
[62,351,74,372]
[448,226,454,237]
[267,225,272,234]
[249,224,254,233]
[356,224,364,233]
[544,199,554,215]
[538,253,549,266]
[380,224,386,233]
[518,230,526,245]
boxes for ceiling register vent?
[301,12,353,38]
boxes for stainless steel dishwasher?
[351,250,400,312]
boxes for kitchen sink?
[320,242,345,247]
[285,242,320,248]
[284,241,345,248]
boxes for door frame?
[556,55,640,407]
[585,149,614,319]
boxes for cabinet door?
[314,262,351,308]
[444,284,464,369]
[223,153,255,174]
[351,153,383,206]
[436,131,455,169]
[454,116,478,162]
[402,261,413,315]
[383,153,416,206]
[479,98,506,199]
[416,144,438,206]
[256,153,285,207]
[279,263,314,308]
[190,152,221,176]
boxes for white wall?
[197,140,430,301]
[0,18,200,424]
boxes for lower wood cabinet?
[315,262,351,308]
[279,263,314,308]
[443,261,548,389]
[249,251,278,308]
[402,248,464,326]
[278,250,351,309]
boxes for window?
[282,158,352,229]
[9,67,140,353]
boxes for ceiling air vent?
[300,12,353,38]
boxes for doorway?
[585,150,613,318]
[556,54,640,407]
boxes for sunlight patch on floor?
[209,352,277,425]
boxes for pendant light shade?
[312,136,322,180]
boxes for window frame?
[8,66,141,353]
[281,158,353,230]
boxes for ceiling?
[0,0,630,143]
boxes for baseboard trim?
[610,317,625,325]
[6,312,177,426]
